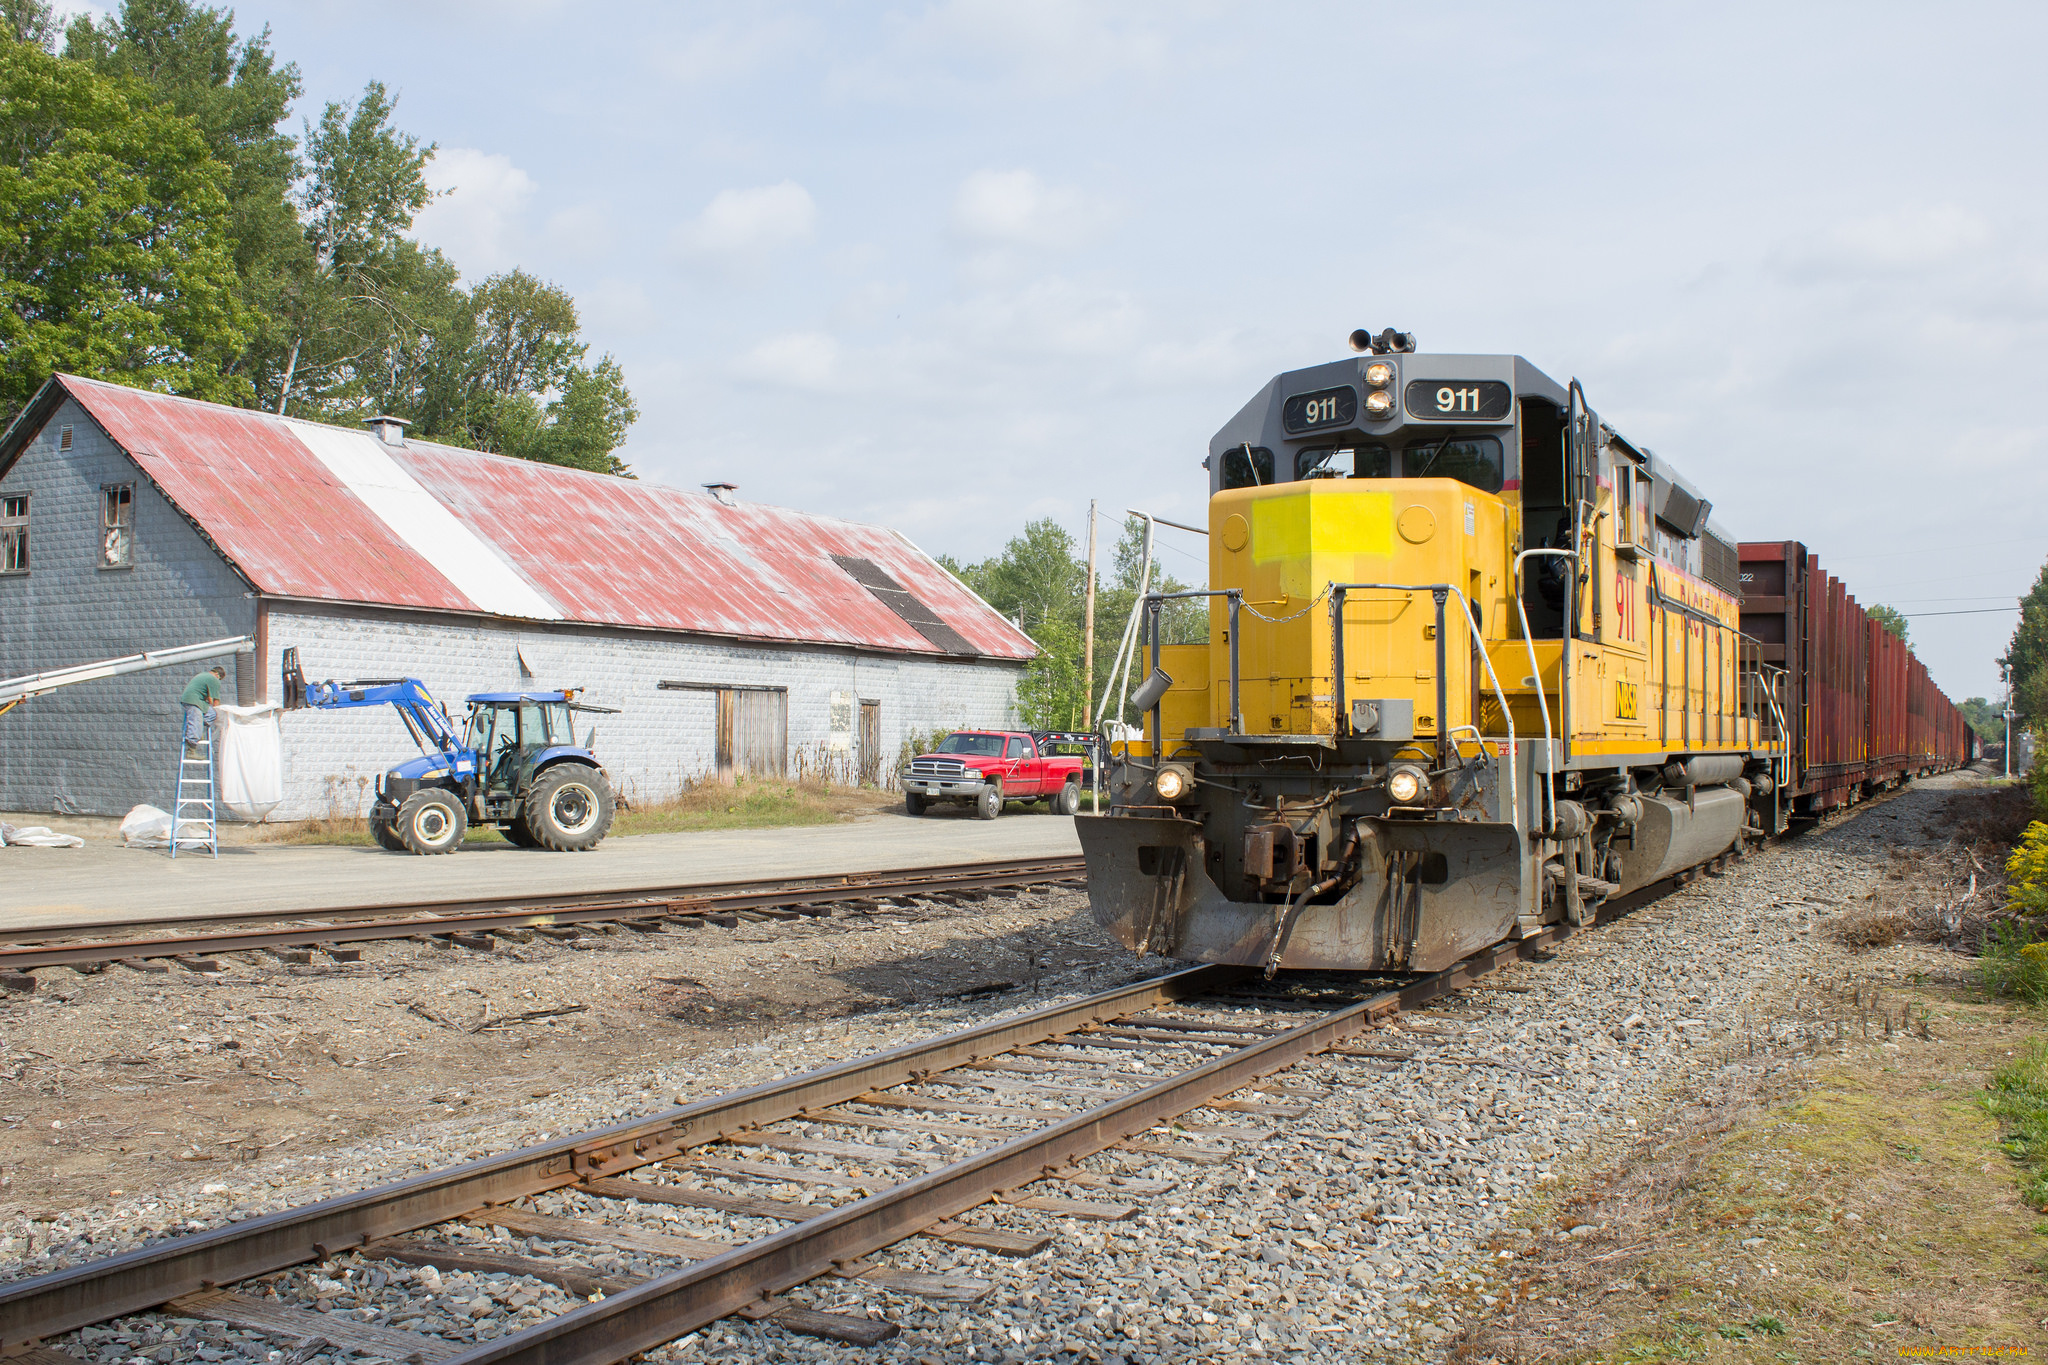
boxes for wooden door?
[716,688,788,779]
[858,700,881,785]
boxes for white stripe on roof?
[285,420,563,621]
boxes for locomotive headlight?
[1154,763,1194,802]
[1384,764,1427,805]
[1363,389,1395,418]
[1364,361,1394,389]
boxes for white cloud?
[411,147,537,279]
[1774,204,1995,280]
[656,17,814,83]
[731,330,844,392]
[674,182,817,259]
[953,169,1114,251]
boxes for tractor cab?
[461,692,589,796]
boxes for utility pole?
[1082,501,1099,728]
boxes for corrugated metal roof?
[27,376,1036,661]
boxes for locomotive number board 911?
[1281,386,1358,434]
[1404,379,1512,421]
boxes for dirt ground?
[0,886,1142,1221]
[1449,779,2048,1363]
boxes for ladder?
[172,727,219,860]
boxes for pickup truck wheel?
[1052,779,1080,816]
[395,790,466,855]
[976,783,1003,820]
[527,763,615,851]
[905,792,927,816]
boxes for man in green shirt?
[180,666,226,750]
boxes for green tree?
[0,42,248,415]
[2005,559,2048,727]
[62,0,304,328]
[1868,603,1910,648]
[1960,696,2004,740]
[4,0,55,50]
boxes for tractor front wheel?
[395,790,466,855]
[369,814,406,852]
[527,763,615,851]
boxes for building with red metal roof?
[0,376,1034,819]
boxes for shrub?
[2009,821,2048,920]
[1985,1038,2048,1210]
[1981,920,2048,1005]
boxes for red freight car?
[1739,541,1966,820]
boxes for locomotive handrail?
[1141,589,1243,751]
[1512,548,1578,837]
[1327,581,1518,830]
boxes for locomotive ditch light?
[1364,362,1394,388]
[1154,763,1195,802]
[1384,764,1428,805]
[1364,390,1395,418]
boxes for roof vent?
[703,481,738,506]
[363,414,410,446]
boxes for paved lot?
[0,810,1081,931]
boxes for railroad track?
[0,856,1087,984]
[0,901,1593,1363]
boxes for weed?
[1980,920,2048,1005]
[1984,1037,2048,1209]
[1749,1314,1787,1334]
[1891,1141,1924,1163]
[2009,820,2048,918]
[1716,1324,1750,1339]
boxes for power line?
[1899,606,2022,617]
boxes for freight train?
[1078,332,1969,974]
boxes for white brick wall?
[264,607,1023,821]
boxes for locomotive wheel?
[503,816,540,848]
[905,792,928,816]
[369,815,406,852]
[395,790,466,855]
[527,763,614,851]
[976,782,1003,820]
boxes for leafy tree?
[4,0,55,50]
[0,42,248,415]
[2005,558,2048,727]
[1960,696,2005,740]
[1868,603,1910,648]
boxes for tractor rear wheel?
[370,814,406,852]
[527,763,614,851]
[395,790,466,855]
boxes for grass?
[1979,920,2048,1005]
[1984,1037,2048,1211]
[254,777,899,846]
[1451,982,2048,1362]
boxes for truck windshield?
[934,733,1004,757]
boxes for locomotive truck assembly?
[1079,331,1969,975]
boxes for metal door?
[858,700,881,785]
[716,688,787,778]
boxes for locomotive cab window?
[1219,445,1275,489]
[1401,435,1504,494]
[1295,445,1393,480]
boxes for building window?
[58,425,72,451]
[100,483,133,568]
[1,495,25,573]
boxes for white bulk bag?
[216,702,285,821]
[121,804,175,845]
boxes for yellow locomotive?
[1079,331,1783,973]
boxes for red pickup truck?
[901,730,1086,818]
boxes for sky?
[86,0,2048,701]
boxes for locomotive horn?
[1348,329,1373,353]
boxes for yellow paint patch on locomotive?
[1249,486,1394,600]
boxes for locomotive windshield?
[1290,435,1504,494]
[1218,445,1275,489]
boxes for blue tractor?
[282,648,618,855]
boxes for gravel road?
[2,774,1974,1363]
